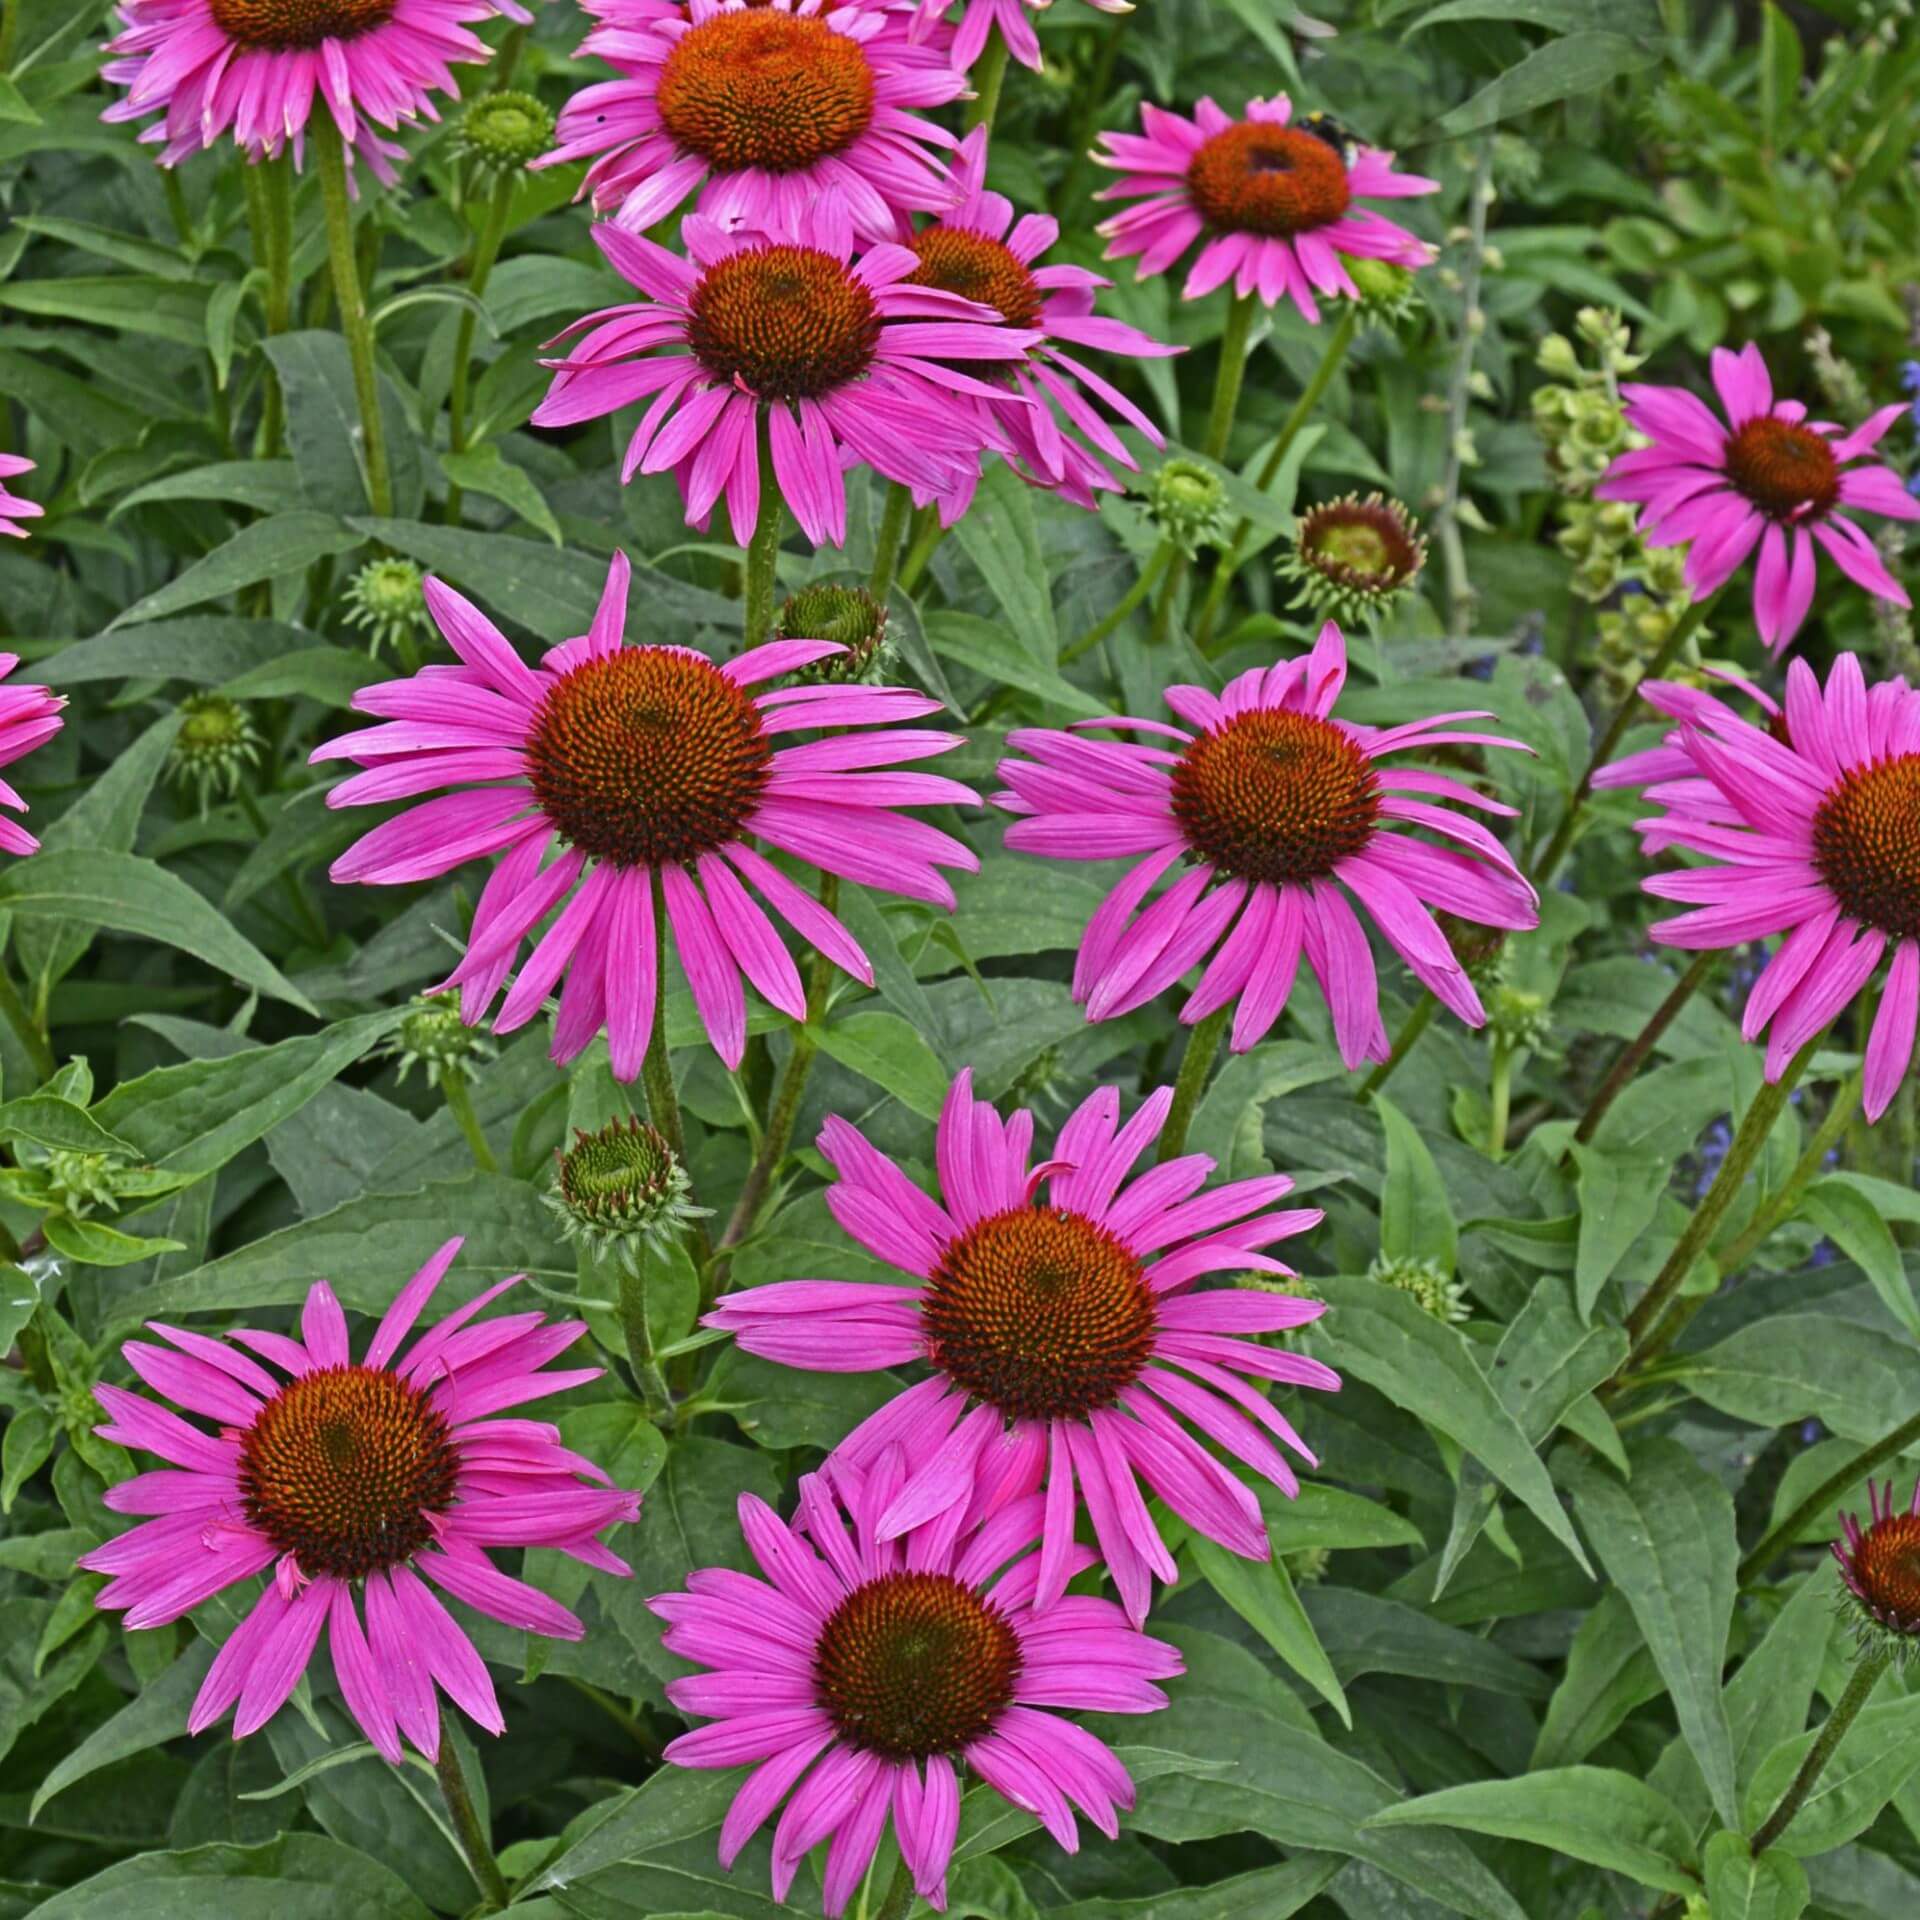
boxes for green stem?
[258,156,294,457]
[1158,1006,1228,1164]
[615,1247,674,1419]
[1528,588,1720,888]
[1434,142,1494,637]
[743,411,783,651]
[439,1066,498,1175]
[431,1708,512,1913]
[0,961,53,1084]
[1192,305,1358,654]
[1618,1033,1822,1360]
[1487,1041,1513,1159]
[871,1855,917,1920]
[1053,12,1127,220]
[641,874,714,1271]
[1713,1067,1860,1281]
[965,28,1011,133]
[896,503,944,595]
[716,877,837,1281]
[1061,542,1171,666]
[1750,1649,1888,1854]
[1572,950,1721,1146]
[1741,1403,1920,1587]
[1356,991,1436,1104]
[0,2,18,74]
[445,173,514,526]
[313,116,393,517]
[869,480,914,604]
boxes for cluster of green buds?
[1277,493,1428,625]
[1144,458,1233,559]
[1532,307,1645,495]
[167,692,263,813]
[1592,565,1700,707]
[1367,1251,1470,1324]
[342,557,435,659]
[378,993,495,1089]
[1284,1545,1332,1587]
[456,89,556,185]
[776,583,893,685]
[546,1115,709,1264]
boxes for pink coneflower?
[314,550,978,1075]
[0,654,65,859]
[907,128,1175,511]
[1835,1476,1920,1644]
[708,1071,1333,1625]
[0,455,44,541]
[915,0,1134,74]
[539,0,963,243]
[1630,650,1920,1120]
[994,622,1538,1068]
[80,1239,637,1760]
[1596,344,1920,653]
[1093,95,1435,321]
[655,1453,1181,1913]
[532,203,1037,546]
[100,0,525,172]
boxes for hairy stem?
[1713,1068,1861,1281]
[743,411,784,650]
[439,1065,497,1175]
[642,874,714,1273]
[1750,1649,1888,1854]
[313,117,393,517]
[1356,991,1437,1104]
[432,1710,512,1912]
[445,173,514,525]
[1434,142,1494,638]
[1061,542,1171,666]
[869,480,914,604]
[1158,1006,1229,1164]
[1487,1041,1513,1159]
[965,28,1011,134]
[1741,1402,1920,1587]
[615,1247,674,1419]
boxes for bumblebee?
[1298,110,1364,166]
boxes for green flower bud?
[1487,984,1552,1054]
[343,557,434,659]
[167,693,263,813]
[546,1116,708,1261]
[1368,1252,1469,1324]
[457,89,556,182]
[379,993,496,1089]
[1285,1545,1332,1586]
[1146,457,1232,558]
[1278,493,1427,624]
[1344,257,1421,329]
[776,583,892,684]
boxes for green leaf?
[1798,1176,1919,1336]
[1048,1859,1343,1920]
[1189,1531,1350,1725]
[1375,1094,1457,1278]
[1568,1143,1669,1317]
[1364,1767,1697,1894]
[949,460,1056,649]
[1704,1831,1810,1920]
[41,1214,186,1267]
[1302,1588,1550,1699]
[0,276,210,349]
[0,1095,136,1157]
[235,1745,382,1803]
[31,1833,432,1920]
[1313,1274,1593,1575]
[1685,1314,1920,1441]
[105,513,360,628]
[1741,1684,1920,1858]
[1187,1037,1345,1175]
[1439,33,1663,135]
[264,331,422,519]
[438,444,562,546]
[1532,1589,1660,1770]
[36,619,310,691]
[0,852,315,1015]
[925,610,1109,719]
[706,1348,904,1451]
[112,461,306,519]
[1565,1439,1740,1826]
[812,1008,949,1118]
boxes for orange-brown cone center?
[1172,707,1381,885]
[1186,123,1352,237]
[1850,1511,1920,1629]
[1813,753,1920,942]
[209,0,394,49]
[238,1365,457,1581]
[814,1570,1022,1758]
[906,227,1045,331]
[1723,416,1840,521]
[687,244,881,401]
[658,11,875,175]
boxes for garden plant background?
[5,0,1920,1917]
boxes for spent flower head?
[168,693,263,813]
[1279,493,1427,623]
[776,583,892,685]
[343,558,434,659]
[457,89,555,183]
[547,1116,708,1262]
